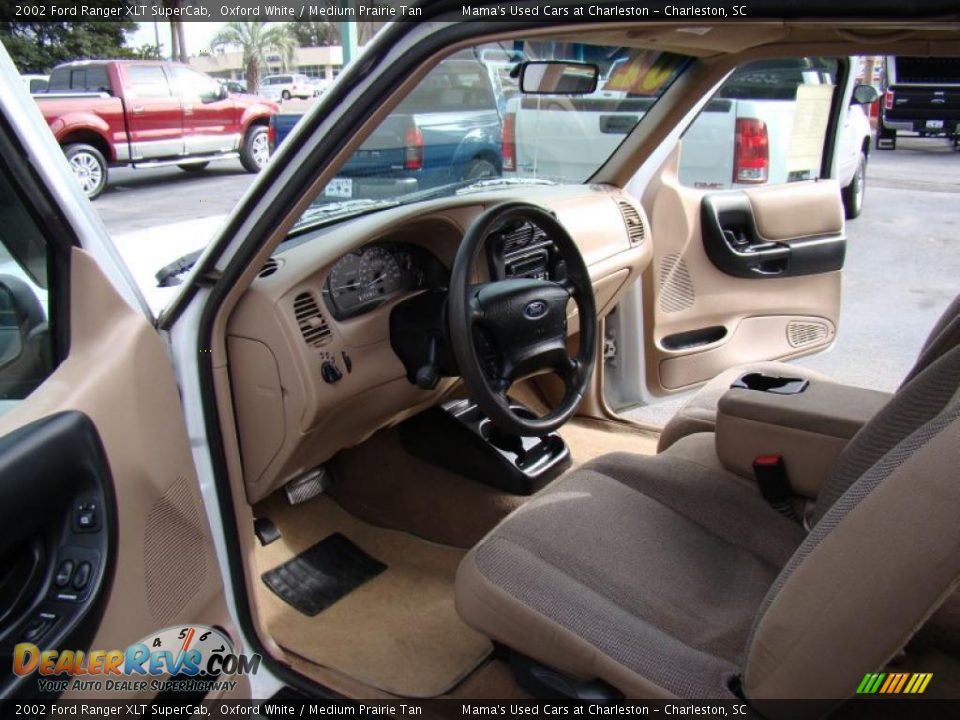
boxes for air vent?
[259,257,280,278]
[293,292,331,347]
[787,321,830,348]
[616,200,645,244]
[501,222,548,254]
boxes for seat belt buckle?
[753,455,801,523]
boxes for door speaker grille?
[144,476,209,623]
[294,292,332,347]
[788,321,830,348]
[658,254,695,313]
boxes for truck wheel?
[282,90,292,100]
[178,162,210,172]
[64,143,107,200]
[842,151,867,220]
[464,157,498,181]
[240,125,270,173]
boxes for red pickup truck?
[35,60,278,199]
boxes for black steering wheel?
[448,202,597,436]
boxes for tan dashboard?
[226,186,653,503]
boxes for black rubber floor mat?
[262,533,387,616]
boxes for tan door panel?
[641,146,843,395]
[0,250,237,701]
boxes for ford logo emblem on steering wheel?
[524,300,548,319]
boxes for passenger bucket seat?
[658,294,960,452]
[455,329,960,702]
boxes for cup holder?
[731,372,809,395]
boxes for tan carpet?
[254,493,492,697]
[330,414,658,548]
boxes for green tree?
[0,18,137,74]
[210,22,297,95]
[290,21,339,47]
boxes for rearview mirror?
[851,84,879,105]
[519,61,600,95]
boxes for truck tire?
[842,151,867,220]
[282,90,292,100]
[64,143,108,200]
[178,162,210,172]
[463,157,499,181]
[240,125,270,173]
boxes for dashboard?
[225,188,653,504]
[323,243,448,320]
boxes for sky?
[130,21,227,57]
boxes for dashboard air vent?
[502,222,548,255]
[616,200,645,244]
[259,258,280,278]
[293,292,331,347]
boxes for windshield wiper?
[455,177,557,195]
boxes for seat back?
[742,344,960,700]
[901,294,960,388]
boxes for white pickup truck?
[506,57,875,218]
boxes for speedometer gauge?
[358,247,402,301]
[327,252,362,303]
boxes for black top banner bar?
[0,0,957,23]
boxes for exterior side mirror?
[0,274,49,398]
[852,84,879,105]
[519,61,600,95]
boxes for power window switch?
[23,613,57,643]
[54,559,75,588]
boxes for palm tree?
[210,22,296,95]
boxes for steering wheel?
[448,202,597,436]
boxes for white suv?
[260,73,315,101]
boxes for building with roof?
[190,46,349,83]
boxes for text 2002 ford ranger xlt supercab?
[35,59,278,199]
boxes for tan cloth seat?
[456,345,960,702]
[658,294,960,452]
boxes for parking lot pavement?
[94,161,255,235]
[626,137,960,428]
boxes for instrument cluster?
[323,242,447,320]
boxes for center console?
[715,372,891,498]
[398,399,571,495]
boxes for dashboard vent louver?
[259,258,280,278]
[293,292,331,347]
[616,200,645,244]
[502,222,548,255]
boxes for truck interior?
[200,24,960,702]
[3,18,957,707]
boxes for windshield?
[290,39,689,232]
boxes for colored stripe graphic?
[857,672,933,694]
